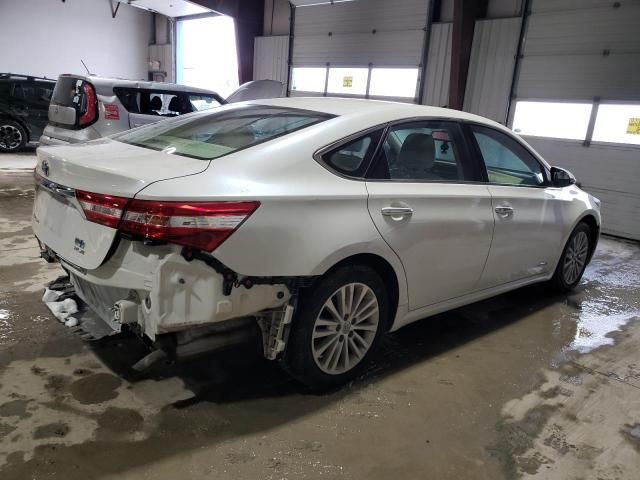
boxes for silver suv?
[40,74,283,146]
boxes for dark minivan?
[0,73,56,152]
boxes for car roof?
[0,73,55,83]
[56,74,218,96]
[249,96,509,132]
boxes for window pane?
[325,136,373,173]
[327,68,368,95]
[115,106,332,160]
[370,122,468,181]
[592,104,640,145]
[369,68,419,98]
[188,94,222,112]
[512,101,592,140]
[472,126,545,186]
[291,67,326,93]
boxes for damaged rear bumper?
[40,238,293,343]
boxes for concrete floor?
[1,152,640,479]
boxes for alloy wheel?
[563,231,589,284]
[0,124,23,151]
[311,282,380,375]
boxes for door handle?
[381,207,414,218]
[494,206,514,217]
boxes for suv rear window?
[51,76,83,107]
[114,105,333,160]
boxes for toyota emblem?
[42,160,50,177]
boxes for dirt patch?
[69,373,122,405]
[0,422,17,440]
[0,399,31,419]
[490,404,557,476]
[97,407,144,435]
[33,422,70,439]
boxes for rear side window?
[471,125,547,187]
[368,121,473,182]
[322,130,382,177]
[114,105,333,160]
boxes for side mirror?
[550,166,576,188]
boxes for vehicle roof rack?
[0,72,54,82]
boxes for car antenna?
[80,59,94,76]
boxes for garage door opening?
[176,15,239,97]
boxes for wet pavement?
[1,160,640,479]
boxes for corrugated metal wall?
[526,138,640,240]
[422,23,452,107]
[514,0,640,240]
[253,35,290,85]
[291,0,428,67]
[517,1,640,100]
[463,18,520,122]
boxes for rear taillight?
[76,190,258,251]
[76,190,129,229]
[120,200,260,251]
[79,82,97,127]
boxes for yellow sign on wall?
[627,118,640,135]
[343,76,353,88]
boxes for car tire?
[0,120,27,153]
[550,222,592,292]
[284,264,389,390]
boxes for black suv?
[0,73,56,153]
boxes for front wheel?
[284,265,389,390]
[551,222,592,292]
[0,120,27,153]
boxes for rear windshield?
[113,105,333,160]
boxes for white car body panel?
[31,97,601,344]
[32,140,210,270]
[366,182,494,310]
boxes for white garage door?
[511,0,640,240]
[289,0,429,101]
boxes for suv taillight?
[76,190,259,252]
[79,82,97,127]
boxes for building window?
[592,104,640,146]
[291,67,326,93]
[327,68,368,95]
[369,68,419,98]
[176,16,239,97]
[512,101,592,141]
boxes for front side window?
[368,121,472,182]
[189,94,222,112]
[471,125,546,187]
[114,105,333,160]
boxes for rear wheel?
[551,222,592,292]
[0,120,27,153]
[284,265,388,390]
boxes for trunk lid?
[32,139,210,270]
[48,75,88,128]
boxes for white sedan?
[32,98,601,389]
